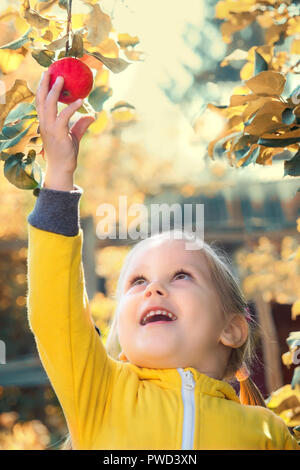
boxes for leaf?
[0,118,33,140]
[4,102,36,126]
[84,3,112,46]
[58,0,68,9]
[88,86,112,112]
[83,50,130,73]
[31,48,55,67]
[67,32,83,58]
[0,27,33,50]
[291,300,300,321]
[88,110,109,134]
[282,108,295,125]
[22,0,50,29]
[4,152,42,190]
[286,331,300,349]
[97,38,119,58]
[291,367,300,390]
[258,128,300,146]
[117,33,140,48]
[284,148,300,176]
[0,47,28,74]
[0,121,35,152]
[254,51,268,75]
[0,79,35,131]
[77,100,96,118]
[110,101,135,112]
[245,71,286,96]
[37,0,58,13]
[79,53,103,71]
[240,146,260,167]
[46,33,69,51]
[208,131,242,159]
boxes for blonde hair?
[61,229,265,450]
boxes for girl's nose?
[144,281,167,297]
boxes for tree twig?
[65,0,73,56]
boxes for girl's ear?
[118,351,128,362]
[219,314,248,349]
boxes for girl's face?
[117,237,232,373]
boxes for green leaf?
[241,146,260,167]
[58,0,68,9]
[0,122,34,151]
[284,148,300,176]
[258,137,300,147]
[77,100,96,117]
[31,49,55,67]
[291,367,300,390]
[67,33,83,58]
[110,101,135,112]
[4,103,36,126]
[282,108,295,125]
[286,331,300,349]
[0,27,33,50]
[234,147,252,162]
[83,49,131,73]
[88,85,112,112]
[4,152,42,190]
[254,51,268,76]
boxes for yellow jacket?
[26,223,300,450]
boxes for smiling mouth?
[142,314,177,326]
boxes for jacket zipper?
[177,368,195,450]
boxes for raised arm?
[26,69,118,449]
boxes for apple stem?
[65,0,73,56]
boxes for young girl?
[26,69,299,450]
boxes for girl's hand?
[35,67,95,177]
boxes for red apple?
[48,57,94,104]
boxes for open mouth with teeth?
[141,310,177,326]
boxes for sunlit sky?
[1,0,290,182]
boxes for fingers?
[35,69,50,127]
[69,115,95,143]
[56,98,83,129]
[46,75,65,123]
[36,68,50,107]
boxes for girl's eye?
[129,270,192,287]
[129,275,145,286]
[174,270,191,280]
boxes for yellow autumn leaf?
[117,33,140,48]
[84,3,112,46]
[112,109,136,124]
[97,38,119,58]
[286,17,300,36]
[95,68,110,87]
[292,299,300,320]
[88,110,109,134]
[267,384,300,411]
[216,0,257,18]
[71,14,86,30]
[282,350,294,367]
[240,61,254,81]
[291,39,300,55]
[0,79,35,130]
[0,48,27,74]
[245,71,286,96]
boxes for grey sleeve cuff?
[27,183,84,237]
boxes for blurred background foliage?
[0,0,300,449]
